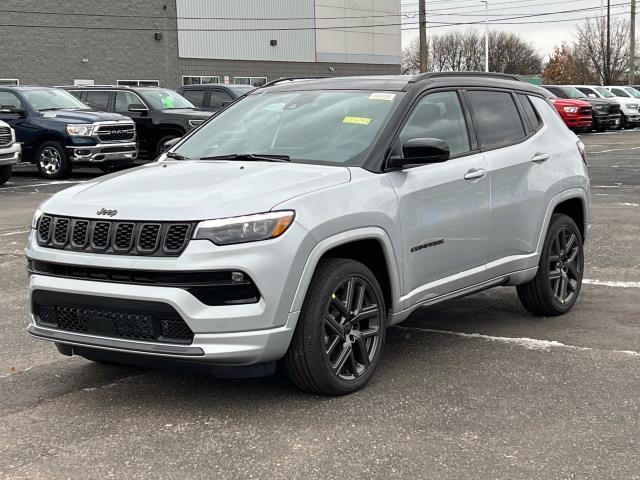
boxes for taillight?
[577,140,587,165]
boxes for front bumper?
[25,223,314,365]
[0,142,21,166]
[67,142,137,163]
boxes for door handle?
[464,168,487,181]
[532,152,550,163]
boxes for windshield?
[22,88,90,111]
[595,87,615,98]
[139,89,196,110]
[625,87,640,98]
[564,86,588,99]
[174,89,402,166]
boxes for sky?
[400,0,631,60]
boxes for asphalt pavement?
[0,131,639,479]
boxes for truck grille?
[37,215,195,256]
[95,124,136,143]
[579,106,592,115]
[33,291,194,344]
[0,126,12,147]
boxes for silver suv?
[26,73,591,395]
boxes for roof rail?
[410,72,522,83]
[260,76,332,89]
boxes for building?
[0,0,401,89]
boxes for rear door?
[387,90,491,306]
[466,90,563,276]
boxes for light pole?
[481,1,489,72]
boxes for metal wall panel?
[177,0,316,62]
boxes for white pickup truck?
[0,120,20,185]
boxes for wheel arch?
[289,228,402,316]
[29,133,66,163]
[553,196,586,241]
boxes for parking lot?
[0,130,639,479]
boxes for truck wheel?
[617,115,626,130]
[156,134,180,157]
[0,165,11,185]
[285,258,387,395]
[517,214,584,316]
[36,141,71,179]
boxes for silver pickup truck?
[0,120,20,185]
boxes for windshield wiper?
[165,151,189,160]
[197,153,291,163]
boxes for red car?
[540,88,593,132]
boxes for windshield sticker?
[369,93,396,102]
[343,116,372,126]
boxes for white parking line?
[396,326,640,357]
[583,279,640,288]
[0,230,29,237]
[590,146,640,154]
[614,202,640,207]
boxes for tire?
[0,165,11,185]
[285,258,387,395]
[156,134,180,158]
[517,214,584,316]
[617,114,626,130]
[36,141,71,179]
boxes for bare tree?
[401,38,421,75]
[489,31,542,75]
[574,17,631,84]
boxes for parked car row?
[0,85,215,181]
[541,84,640,133]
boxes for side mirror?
[389,138,450,168]
[160,137,181,153]
[128,104,148,113]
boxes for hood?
[583,97,618,108]
[42,160,351,221]
[159,109,213,119]
[38,109,132,124]
[551,98,591,108]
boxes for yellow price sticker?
[343,116,372,126]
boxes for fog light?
[231,272,244,283]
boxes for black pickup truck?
[62,85,212,159]
[0,86,137,179]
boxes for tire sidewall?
[539,215,584,314]
[0,164,11,185]
[36,141,70,179]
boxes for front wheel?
[617,115,626,130]
[285,258,387,395]
[517,214,584,316]
[36,141,71,179]
[0,165,11,185]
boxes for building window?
[0,79,19,86]
[182,75,220,85]
[234,77,267,87]
[117,80,160,87]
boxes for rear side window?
[399,91,470,156]
[84,91,110,110]
[611,88,630,97]
[210,90,234,109]
[516,94,542,132]
[466,90,525,149]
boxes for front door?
[387,90,491,307]
[0,90,34,159]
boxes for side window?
[182,88,205,107]
[544,87,562,97]
[210,90,234,109]
[611,88,629,97]
[398,91,470,156]
[84,91,111,110]
[466,90,526,149]
[0,91,21,109]
[115,91,144,113]
[67,90,83,100]
[516,94,542,132]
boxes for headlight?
[194,211,295,245]
[563,106,579,113]
[189,120,204,128]
[626,103,639,109]
[66,124,95,136]
[31,207,43,230]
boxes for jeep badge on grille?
[96,208,118,217]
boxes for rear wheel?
[285,258,386,395]
[0,165,11,185]
[517,214,584,316]
[36,141,71,179]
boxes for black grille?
[579,106,592,114]
[71,220,89,247]
[138,224,161,252]
[96,124,136,143]
[114,223,135,251]
[36,215,195,257]
[91,222,111,249]
[0,126,11,147]
[53,218,70,245]
[32,291,194,344]
[38,215,53,242]
[164,224,190,252]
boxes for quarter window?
[399,91,470,156]
[467,90,525,149]
[84,91,110,110]
[517,94,542,132]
